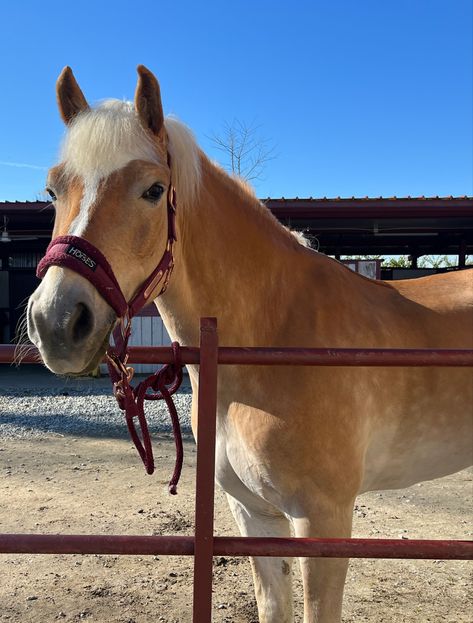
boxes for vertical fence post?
[193,318,219,623]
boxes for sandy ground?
[0,436,471,623]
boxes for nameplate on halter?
[66,245,97,271]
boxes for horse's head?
[28,66,176,375]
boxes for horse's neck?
[156,156,302,346]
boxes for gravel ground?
[0,370,193,440]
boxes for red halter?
[36,179,184,493]
[36,184,177,325]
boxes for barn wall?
[99,315,174,375]
[128,316,172,373]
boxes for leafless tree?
[208,119,276,182]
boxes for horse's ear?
[134,65,165,139]
[56,67,89,125]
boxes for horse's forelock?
[61,100,160,179]
[60,100,201,207]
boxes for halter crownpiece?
[36,175,184,492]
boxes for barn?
[1,196,471,370]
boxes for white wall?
[128,316,172,373]
[101,315,172,375]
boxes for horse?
[27,65,473,623]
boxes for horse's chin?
[67,343,109,378]
[42,325,114,377]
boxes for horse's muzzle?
[27,269,114,374]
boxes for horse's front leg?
[226,493,294,623]
[292,494,355,623]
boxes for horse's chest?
[213,407,297,511]
[214,433,283,512]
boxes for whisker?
[39,202,54,213]
[13,343,40,366]
[13,307,41,366]
[16,295,32,310]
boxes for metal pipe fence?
[2,344,473,366]
[1,317,472,622]
[0,533,471,559]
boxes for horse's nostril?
[71,303,93,343]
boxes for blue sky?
[0,0,471,201]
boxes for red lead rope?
[107,340,184,493]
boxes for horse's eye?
[142,183,164,203]
[46,187,57,201]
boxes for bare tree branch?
[207,119,276,182]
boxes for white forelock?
[60,100,201,207]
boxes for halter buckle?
[169,185,177,211]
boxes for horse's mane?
[164,115,201,207]
[200,154,307,251]
[60,100,201,208]
[60,99,310,252]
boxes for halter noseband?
[36,173,184,492]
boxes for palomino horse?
[27,66,472,622]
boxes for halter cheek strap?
[35,181,184,492]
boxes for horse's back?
[386,268,473,314]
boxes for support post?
[193,318,219,623]
[409,253,418,269]
[459,239,467,268]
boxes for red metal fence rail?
[2,344,473,366]
[0,533,471,559]
[1,318,472,623]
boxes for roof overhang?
[264,197,473,256]
[1,197,472,256]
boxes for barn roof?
[1,196,472,256]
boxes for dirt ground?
[0,436,471,623]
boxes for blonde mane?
[59,99,310,254]
[164,116,201,206]
[60,100,201,207]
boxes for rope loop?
[106,341,185,492]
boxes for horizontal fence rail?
[0,534,471,560]
[2,344,473,366]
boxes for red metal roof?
[1,197,472,256]
[2,196,472,218]
[264,196,473,219]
